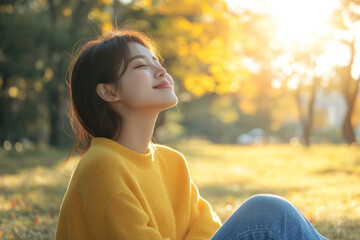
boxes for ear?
[96,83,122,102]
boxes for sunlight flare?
[267,0,339,45]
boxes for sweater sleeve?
[184,180,222,240]
[96,192,171,240]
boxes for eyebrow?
[128,55,158,63]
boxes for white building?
[314,88,347,128]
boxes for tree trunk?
[295,76,319,147]
[70,0,97,34]
[0,74,9,143]
[46,0,59,146]
[342,110,356,144]
[113,0,119,25]
[46,0,96,146]
[342,76,359,144]
[305,76,319,146]
[341,39,359,145]
[48,84,60,146]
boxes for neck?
[115,110,159,154]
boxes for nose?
[155,65,166,79]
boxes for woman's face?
[115,42,178,113]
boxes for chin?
[136,93,178,112]
[161,95,178,111]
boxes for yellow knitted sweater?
[55,137,221,240]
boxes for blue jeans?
[211,194,328,240]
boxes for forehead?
[128,42,154,58]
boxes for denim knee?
[243,195,306,225]
[245,194,292,207]
[235,194,327,240]
[243,194,298,216]
[211,194,328,240]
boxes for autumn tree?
[332,0,360,144]
[108,0,257,138]
[1,0,128,145]
[0,1,50,143]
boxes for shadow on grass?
[313,156,360,176]
[0,184,66,201]
[314,168,355,175]
[0,147,68,175]
[199,183,305,201]
[314,219,360,240]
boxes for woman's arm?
[184,181,222,240]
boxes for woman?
[55,30,328,240]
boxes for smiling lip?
[153,81,172,89]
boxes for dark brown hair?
[67,30,161,160]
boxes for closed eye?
[135,64,147,69]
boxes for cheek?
[121,73,151,100]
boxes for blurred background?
[1,0,359,149]
[1,0,360,239]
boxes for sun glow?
[267,0,339,45]
[226,0,353,80]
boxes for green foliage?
[1,0,359,147]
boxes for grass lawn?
[0,140,359,239]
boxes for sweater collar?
[90,137,155,167]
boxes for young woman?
[55,30,328,240]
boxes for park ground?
[0,139,359,239]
